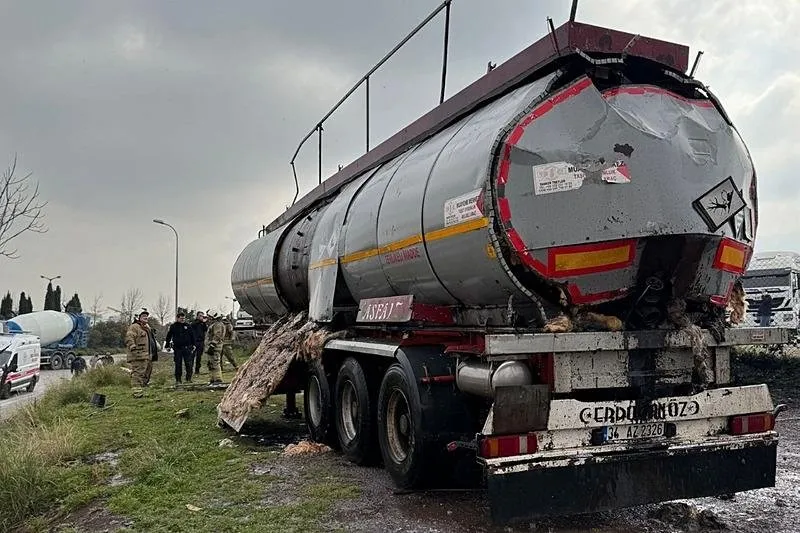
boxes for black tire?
[50,352,64,370]
[377,363,432,489]
[334,357,378,465]
[66,353,76,368]
[0,381,11,400]
[26,376,37,393]
[304,359,337,446]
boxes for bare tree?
[0,155,47,259]
[152,293,172,325]
[120,288,144,322]
[89,293,103,325]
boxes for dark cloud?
[1,0,797,313]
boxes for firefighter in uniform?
[125,310,155,397]
[221,316,239,371]
[205,312,226,384]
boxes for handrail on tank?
[288,0,453,205]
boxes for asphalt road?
[0,368,72,421]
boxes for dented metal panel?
[422,78,556,306]
[307,173,372,321]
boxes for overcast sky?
[1,0,798,318]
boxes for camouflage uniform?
[221,318,238,370]
[205,316,226,383]
[125,319,153,395]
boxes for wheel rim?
[308,375,322,427]
[339,380,359,443]
[386,388,412,463]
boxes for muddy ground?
[243,352,800,533]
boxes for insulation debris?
[283,440,332,456]
[217,312,348,432]
[667,299,713,387]
[543,315,573,333]
[542,312,624,333]
[728,280,747,325]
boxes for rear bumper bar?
[486,435,777,524]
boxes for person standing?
[221,316,239,371]
[125,310,155,397]
[205,313,226,384]
[165,312,197,385]
[191,311,208,375]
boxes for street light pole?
[225,296,237,319]
[153,219,179,316]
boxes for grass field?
[0,349,358,533]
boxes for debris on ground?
[218,438,236,448]
[283,440,332,456]
[650,502,727,530]
[185,504,202,512]
[216,312,349,432]
[175,408,189,418]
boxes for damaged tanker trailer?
[227,18,790,525]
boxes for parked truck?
[739,251,800,334]
[6,311,90,370]
[231,7,788,525]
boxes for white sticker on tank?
[532,162,585,195]
[601,160,632,184]
[444,188,483,227]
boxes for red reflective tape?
[497,197,512,222]
[507,125,525,145]
[602,85,715,108]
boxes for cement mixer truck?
[231,7,790,524]
[6,311,90,370]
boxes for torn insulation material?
[217,312,348,432]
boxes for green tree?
[65,293,82,313]
[54,285,62,311]
[43,282,58,311]
[0,291,13,319]
[88,319,127,349]
[17,291,32,314]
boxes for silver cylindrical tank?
[455,360,534,397]
[233,68,756,319]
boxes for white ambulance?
[0,331,41,399]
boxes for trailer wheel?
[377,363,431,489]
[334,357,378,465]
[26,376,37,393]
[50,352,64,370]
[304,359,336,446]
[0,382,11,400]
[66,353,76,368]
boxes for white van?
[740,251,800,331]
[0,332,41,399]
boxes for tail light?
[729,413,775,435]
[479,433,539,458]
[712,238,750,275]
[547,239,635,278]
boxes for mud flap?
[486,437,777,525]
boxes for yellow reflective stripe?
[553,245,630,272]
[312,217,489,269]
[231,276,273,289]
[719,245,746,270]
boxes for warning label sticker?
[532,162,586,195]
[602,160,632,184]
[444,188,483,227]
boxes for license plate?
[606,422,665,441]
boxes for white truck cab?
[740,251,800,332]
[0,332,42,399]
